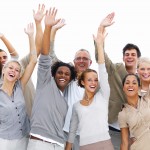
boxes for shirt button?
[19,121,21,123]
[16,107,17,109]
[18,114,20,116]
[12,101,14,102]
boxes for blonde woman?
[137,57,150,97]
[0,23,37,150]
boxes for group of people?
[0,3,150,150]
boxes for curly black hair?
[51,61,76,81]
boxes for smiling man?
[94,12,142,150]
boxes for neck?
[126,66,137,74]
[84,92,94,101]
[127,95,139,108]
[141,81,150,91]
[1,81,15,96]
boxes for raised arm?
[42,7,60,55]
[49,19,65,63]
[51,19,66,42]
[95,12,115,63]
[0,33,19,58]
[99,12,115,32]
[93,26,110,99]
[20,23,37,89]
[33,3,45,56]
[93,27,107,64]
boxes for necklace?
[84,95,94,105]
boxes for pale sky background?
[0,0,150,85]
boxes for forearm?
[97,45,105,64]
[65,142,73,150]
[35,22,43,56]
[50,28,57,42]
[28,35,37,63]
[42,26,52,55]
[0,35,19,57]
[120,143,129,150]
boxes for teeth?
[143,75,149,78]
[128,88,133,91]
[59,79,65,82]
[90,86,95,88]
[79,64,84,67]
[9,73,14,77]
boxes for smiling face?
[3,61,21,82]
[123,49,139,69]
[138,61,150,83]
[81,71,98,94]
[74,50,92,74]
[123,75,139,98]
[54,66,71,92]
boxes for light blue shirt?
[0,81,30,140]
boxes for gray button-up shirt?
[0,81,30,140]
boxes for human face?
[138,62,150,83]
[54,66,71,92]
[123,49,138,69]
[3,62,21,82]
[0,51,8,65]
[74,51,92,74]
[123,75,139,97]
[81,72,98,93]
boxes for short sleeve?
[118,109,128,128]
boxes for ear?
[81,80,85,86]
[123,56,125,62]
[123,86,125,92]
[89,60,92,66]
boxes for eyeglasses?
[0,56,7,60]
[74,57,90,62]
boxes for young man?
[95,12,141,150]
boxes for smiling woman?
[0,22,37,150]
[118,73,150,150]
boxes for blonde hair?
[3,59,24,79]
[137,57,150,69]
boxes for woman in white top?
[65,24,114,150]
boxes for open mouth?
[59,79,66,82]
[127,88,134,91]
[9,73,15,78]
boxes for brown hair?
[78,68,97,88]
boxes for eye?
[140,68,145,71]
[65,73,70,76]
[15,69,20,72]
[82,57,89,61]
[95,79,98,82]
[125,81,129,84]
[9,66,13,69]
